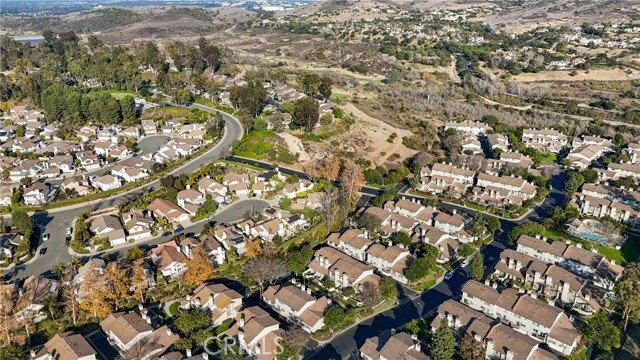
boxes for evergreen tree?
[469,252,484,281]
[429,318,455,360]
[120,95,137,121]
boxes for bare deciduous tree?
[242,256,288,297]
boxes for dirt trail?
[278,133,311,162]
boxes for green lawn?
[168,301,181,317]
[88,89,135,100]
[543,229,640,266]
[565,346,587,360]
[411,279,437,291]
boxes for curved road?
[5,104,244,280]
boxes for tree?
[244,238,262,259]
[242,256,288,296]
[0,343,24,360]
[61,271,81,326]
[130,260,149,303]
[120,95,137,121]
[324,306,347,332]
[469,211,486,239]
[458,334,486,360]
[184,246,215,286]
[127,247,145,261]
[404,258,434,282]
[585,311,621,351]
[0,284,17,344]
[286,243,313,275]
[360,282,382,307]
[486,216,501,235]
[174,309,211,336]
[291,97,319,133]
[384,68,403,84]
[406,319,420,335]
[615,263,640,330]
[507,221,546,243]
[469,252,484,281]
[391,232,412,247]
[105,261,130,311]
[379,278,398,300]
[319,185,339,229]
[79,266,112,319]
[339,160,364,202]
[429,318,455,360]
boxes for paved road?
[5,105,243,281]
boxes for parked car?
[39,248,47,255]
[444,271,454,280]
[42,233,50,242]
[66,227,72,236]
[207,215,215,221]
[174,226,185,234]
[461,259,470,267]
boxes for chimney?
[452,209,457,215]
[202,353,209,360]
[542,236,547,241]
[486,340,494,355]
[576,243,582,248]
[166,328,172,336]
[506,349,514,360]
[492,283,498,289]
[301,285,306,292]
[146,316,152,324]
[535,234,541,239]
[186,349,192,357]
[30,350,36,358]
[388,240,393,247]
[485,279,491,286]
[530,292,537,299]
[307,288,311,295]
[474,333,482,342]
[327,298,332,305]
[138,303,143,311]
[292,278,297,285]
[611,259,616,265]
[240,314,245,328]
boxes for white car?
[461,259,470,267]
[66,227,72,236]
[444,271,454,280]
[42,233,50,242]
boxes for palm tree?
[53,263,66,279]
[66,258,81,274]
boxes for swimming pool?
[580,231,609,243]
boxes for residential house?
[181,282,243,326]
[30,331,97,360]
[76,151,102,171]
[486,133,510,152]
[112,165,149,183]
[142,120,158,135]
[90,215,127,246]
[123,210,154,242]
[151,240,188,277]
[91,174,124,191]
[60,176,91,197]
[413,225,459,263]
[0,184,16,206]
[15,275,59,323]
[23,182,53,205]
[472,173,537,206]
[281,179,314,199]
[307,247,381,292]
[263,282,330,333]
[176,189,205,214]
[148,198,190,224]
[197,177,228,203]
[0,233,21,260]
[213,225,248,256]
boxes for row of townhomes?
[419,162,538,207]
[0,104,215,206]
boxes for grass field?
[543,229,640,265]
[88,89,136,100]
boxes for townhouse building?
[607,162,640,179]
[515,235,623,289]
[419,163,475,197]
[233,306,284,360]
[326,228,372,262]
[263,282,330,333]
[461,280,580,355]
[359,330,427,360]
[30,331,97,360]
[566,144,610,170]
[181,283,243,326]
[431,300,559,360]
[307,247,381,292]
[570,192,637,224]
[101,311,178,359]
[365,243,412,284]
[444,120,492,135]
[521,129,568,153]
